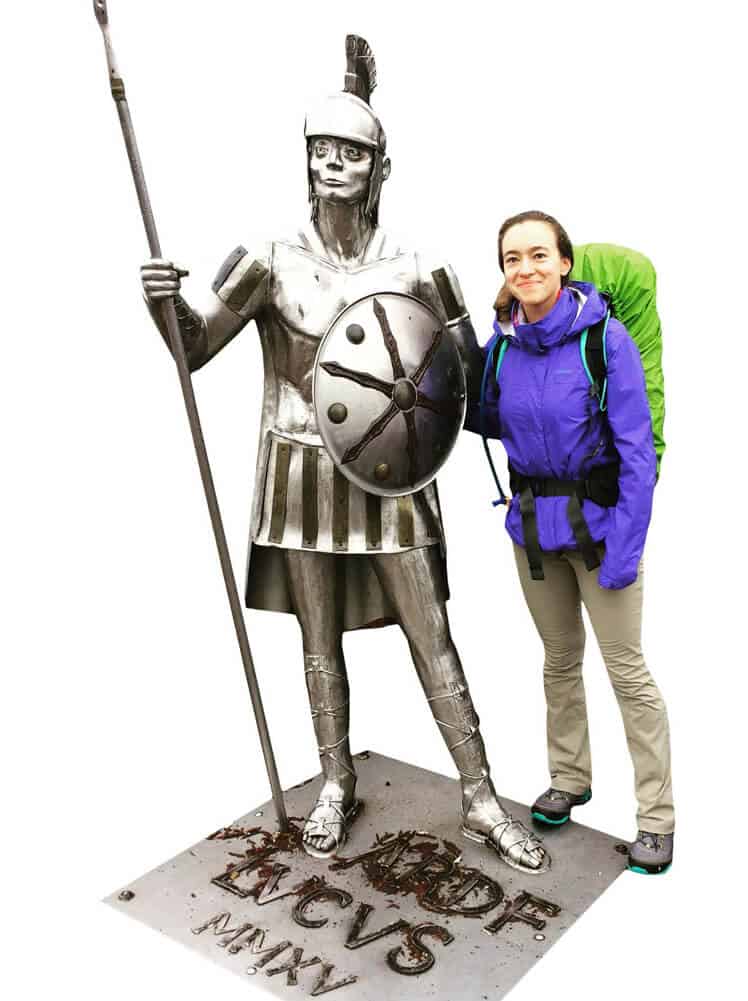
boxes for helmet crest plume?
[344,35,377,105]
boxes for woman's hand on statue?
[140,259,189,302]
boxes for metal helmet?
[304,36,387,223]
[314,292,467,497]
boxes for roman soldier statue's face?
[308,136,374,206]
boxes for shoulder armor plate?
[213,248,269,317]
[212,245,248,293]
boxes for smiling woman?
[465,210,675,875]
[495,211,574,323]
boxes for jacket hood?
[496,282,608,353]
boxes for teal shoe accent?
[628,863,671,876]
[579,789,592,804]
[532,811,570,826]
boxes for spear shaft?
[93,1,288,831]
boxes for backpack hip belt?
[509,463,620,581]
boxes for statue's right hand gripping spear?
[92,0,288,832]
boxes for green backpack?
[570,243,666,474]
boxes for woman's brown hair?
[494,210,574,322]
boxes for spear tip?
[93,0,109,27]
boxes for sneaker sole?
[628,862,672,876]
[531,790,591,827]
[531,812,570,826]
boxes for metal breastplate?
[261,241,419,439]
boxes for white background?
[2,1,746,998]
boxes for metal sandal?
[302,797,362,860]
[462,815,551,875]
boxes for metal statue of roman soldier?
[141,36,548,873]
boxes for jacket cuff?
[598,566,637,590]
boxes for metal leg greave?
[426,681,496,815]
[304,652,357,788]
[301,652,361,859]
[425,678,549,874]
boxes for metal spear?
[92,0,289,831]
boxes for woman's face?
[501,220,571,321]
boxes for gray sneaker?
[531,787,592,825]
[628,831,673,874]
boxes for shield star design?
[314,293,466,496]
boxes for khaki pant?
[513,544,674,834]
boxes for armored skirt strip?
[246,431,448,631]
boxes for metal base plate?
[106,752,628,1000]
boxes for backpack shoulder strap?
[479,334,508,506]
[580,301,611,412]
[495,337,509,379]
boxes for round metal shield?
[313,292,466,497]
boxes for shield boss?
[313,292,466,496]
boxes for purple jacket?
[465,283,656,589]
